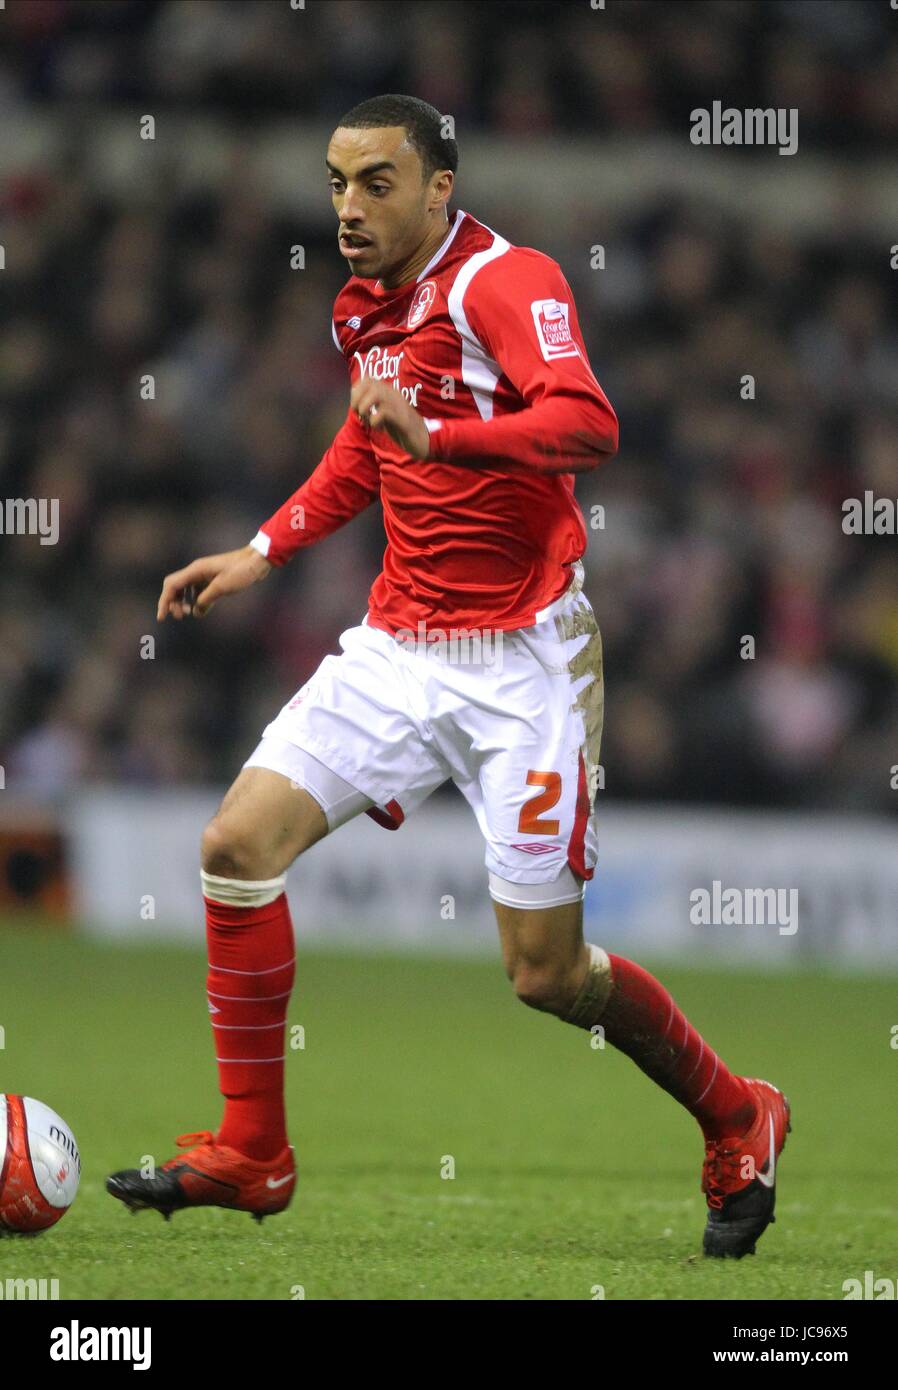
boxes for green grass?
[1,923,895,1299]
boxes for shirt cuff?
[249,530,272,559]
[423,418,450,460]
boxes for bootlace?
[702,1140,745,1210]
[174,1131,214,1149]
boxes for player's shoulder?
[455,214,566,297]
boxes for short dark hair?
[335,94,458,181]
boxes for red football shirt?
[250,209,618,635]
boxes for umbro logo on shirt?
[346,316,362,329]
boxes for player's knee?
[200,817,262,879]
[512,960,577,1016]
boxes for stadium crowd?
[1,0,896,814]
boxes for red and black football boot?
[702,1078,792,1258]
[106,1131,295,1223]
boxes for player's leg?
[492,878,791,1256]
[453,570,789,1256]
[477,573,762,1136]
[108,620,449,1220]
[198,753,361,1175]
[492,877,759,1139]
[106,749,372,1220]
[200,763,329,882]
[198,624,449,1175]
[492,880,588,1016]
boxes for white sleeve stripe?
[446,232,511,422]
[331,318,341,352]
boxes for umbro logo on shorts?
[511,843,557,855]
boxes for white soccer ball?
[0,1095,80,1233]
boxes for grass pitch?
[1,923,894,1300]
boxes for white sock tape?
[200,870,286,908]
[488,866,585,909]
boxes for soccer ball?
[0,1095,80,1234]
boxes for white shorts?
[243,561,604,905]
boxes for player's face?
[327,126,439,280]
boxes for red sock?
[603,954,756,1140]
[204,891,295,1161]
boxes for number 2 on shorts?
[517,771,561,836]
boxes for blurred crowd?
[2,0,896,147]
[1,0,897,814]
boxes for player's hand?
[157,544,272,621]
[350,379,431,460]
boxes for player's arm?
[157,406,380,620]
[248,404,381,566]
[157,544,273,621]
[423,252,619,474]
